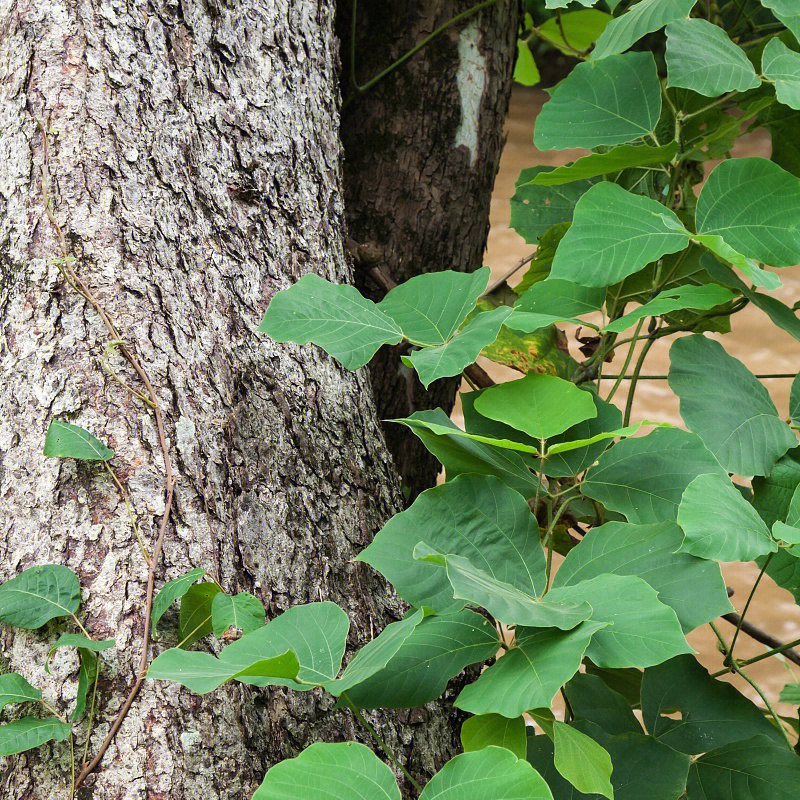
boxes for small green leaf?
[774,520,800,545]
[211,592,266,637]
[538,9,611,55]
[514,40,540,86]
[178,582,221,648]
[694,233,781,290]
[678,473,777,562]
[43,420,113,461]
[418,747,553,800]
[534,52,662,150]
[763,37,800,110]
[71,649,99,722]
[252,741,401,800]
[0,717,72,757]
[550,182,689,288]
[258,273,403,370]
[513,223,570,294]
[49,633,115,656]
[554,722,614,799]
[665,18,759,96]
[473,373,597,440]
[780,682,800,704]
[461,714,527,759]
[151,568,206,632]
[0,674,41,712]
[0,565,81,630]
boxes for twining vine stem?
[40,120,175,789]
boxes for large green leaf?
[359,474,546,612]
[344,610,498,709]
[582,427,727,524]
[696,157,800,268]
[563,673,642,736]
[665,18,759,96]
[0,565,81,630]
[43,420,113,461]
[763,38,800,110]
[418,747,554,800]
[252,741,401,800]
[686,735,800,799]
[258,274,403,370]
[461,714,527,760]
[550,183,689,288]
[546,575,691,669]
[762,0,800,43]
[403,307,512,387]
[669,335,796,475]
[455,623,606,718]
[534,53,662,151]
[178,582,221,647]
[641,656,787,754]
[603,285,735,334]
[396,409,541,498]
[525,144,677,187]
[507,279,605,333]
[677,473,777,561]
[473,374,597,440]
[538,9,612,56]
[510,170,593,243]
[0,717,72,757]
[0,674,41,712]
[151,568,206,631]
[415,547,593,630]
[591,0,696,61]
[211,592,266,637]
[553,722,614,800]
[792,373,800,427]
[553,521,732,632]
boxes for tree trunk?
[339,0,519,495]
[0,1,462,797]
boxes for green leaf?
[419,747,554,800]
[762,548,800,604]
[211,592,266,637]
[582,427,727,524]
[414,546,593,630]
[514,224,570,294]
[252,741,401,800]
[0,565,81,630]
[328,610,425,696]
[48,633,115,654]
[695,233,782,290]
[43,419,113,461]
[563,673,642,736]
[71,649,100,721]
[538,9,612,55]
[0,717,72,757]
[547,575,692,668]
[480,321,578,379]
[774,520,800,545]
[696,157,800,268]
[584,664,643,708]
[780,682,800,704]
[343,610,499,709]
[461,714,527,760]
[178,582,221,647]
[151,568,206,632]
[763,37,800,110]
[550,183,689,288]
[396,409,541,498]
[534,53,662,151]
[592,0,696,61]
[665,18,760,96]
[677,473,777,561]
[0,674,41,712]
[455,622,606,718]
[510,170,593,243]
[641,655,786,754]
[527,144,678,187]
[507,279,605,333]
[553,722,614,800]
[403,307,512,387]
[473,374,597,440]
[603,284,735,334]
[359,474,546,612]
[669,335,796,475]
[553,521,732,632]
[258,273,403,370]
[686,735,800,799]
[515,40,540,86]
[753,448,800,527]
[762,0,800,44]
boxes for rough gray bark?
[0,0,463,797]
[339,0,518,495]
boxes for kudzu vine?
[6,1,800,798]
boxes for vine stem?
[711,634,800,677]
[340,693,423,792]
[604,318,645,403]
[40,119,175,789]
[709,622,793,748]
[623,332,658,427]
[728,554,772,664]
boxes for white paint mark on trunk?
[455,20,486,166]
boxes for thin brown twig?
[721,612,800,668]
[40,119,175,789]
